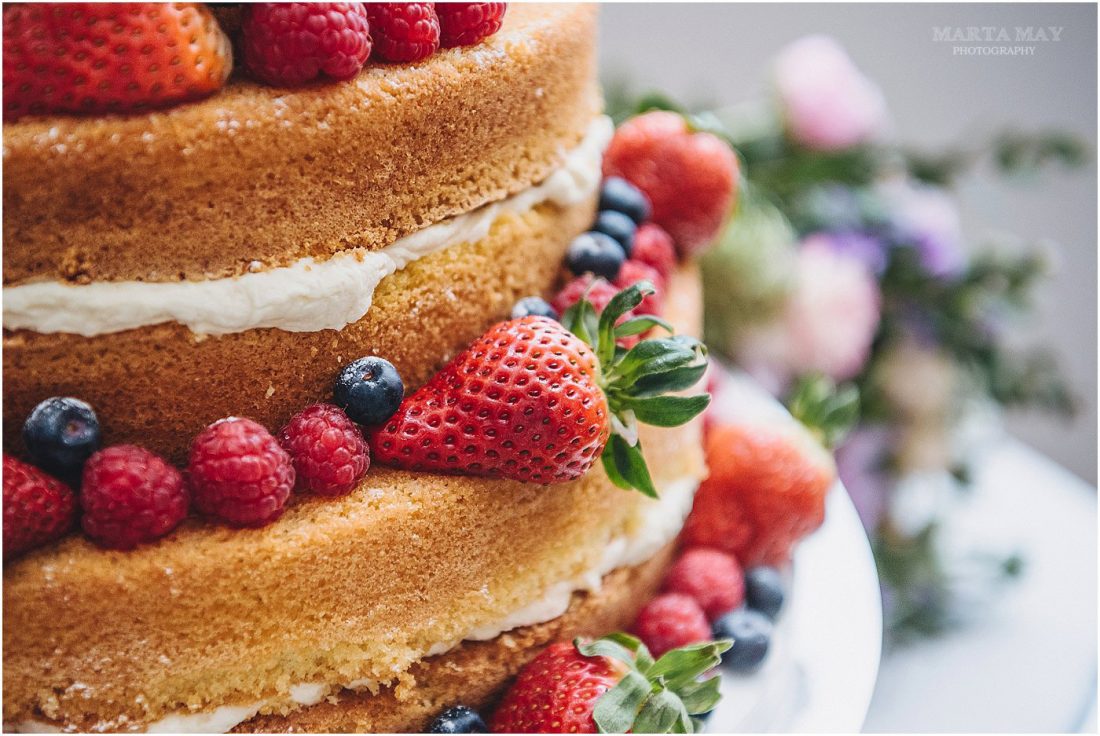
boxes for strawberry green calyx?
[785,373,860,450]
[561,282,711,497]
[576,633,731,733]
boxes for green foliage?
[576,634,730,733]
[561,282,710,497]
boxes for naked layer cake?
[2,3,830,733]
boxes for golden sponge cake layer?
[4,268,704,733]
[2,195,595,465]
[236,544,677,734]
[1,3,598,285]
[3,420,703,732]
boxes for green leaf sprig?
[577,633,731,734]
[561,281,711,497]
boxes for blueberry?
[592,210,637,256]
[22,397,101,478]
[599,177,651,224]
[333,357,404,426]
[428,705,487,733]
[712,608,772,674]
[744,566,785,620]
[511,296,559,321]
[565,232,625,280]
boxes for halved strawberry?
[3,3,232,120]
[369,283,709,496]
[490,633,730,733]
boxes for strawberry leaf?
[622,394,711,427]
[561,293,600,349]
[593,671,652,734]
[602,434,658,498]
[677,676,724,716]
[633,689,691,734]
[561,282,711,497]
[614,314,674,338]
[578,634,734,734]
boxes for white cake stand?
[705,373,883,732]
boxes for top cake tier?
[1,3,599,286]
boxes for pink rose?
[740,239,882,387]
[773,35,888,151]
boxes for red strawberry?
[3,3,232,121]
[241,3,372,86]
[663,547,745,621]
[683,417,835,566]
[436,2,506,48]
[490,635,729,733]
[631,223,678,280]
[3,455,76,557]
[370,317,608,484]
[366,3,440,63]
[603,111,739,257]
[630,593,712,658]
[614,260,664,317]
[370,283,711,496]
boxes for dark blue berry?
[428,705,487,733]
[744,566,785,620]
[713,609,772,674]
[565,232,625,280]
[592,210,637,256]
[22,397,100,479]
[511,296,559,321]
[333,357,404,426]
[599,176,651,224]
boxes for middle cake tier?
[3,117,611,463]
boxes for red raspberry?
[188,418,295,528]
[614,259,665,317]
[3,456,75,557]
[663,547,745,621]
[436,2,506,48]
[631,223,678,281]
[551,275,640,348]
[630,593,712,658]
[603,111,739,257]
[279,404,370,496]
[551,274,619,317]
[367,3,440,62]
[242,3,372,86]
[80,446,189,550]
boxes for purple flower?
[773,36,889,151]
[836,425,895,532]
[803,230,889,275]
[879,179,967,278]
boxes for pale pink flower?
[773,35,888,151]
[740,240,882,386]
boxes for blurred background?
[600,3,1096,732]
[600,2,1096,484]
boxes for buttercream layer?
[1,3,599,285]
[2,191,598,464]
[2,116,611,337]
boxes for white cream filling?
[7,473,698,734]
[2,115,613,338]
